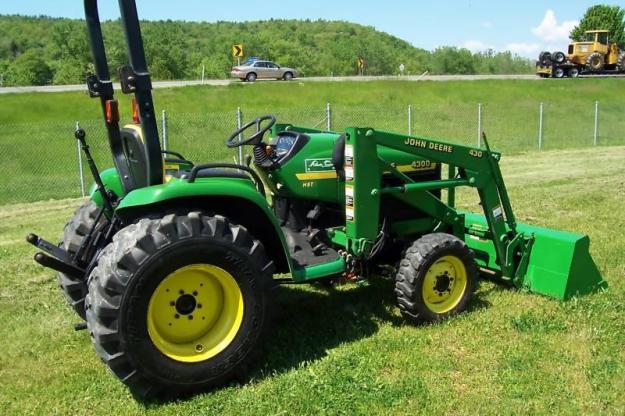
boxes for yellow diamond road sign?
[357,58,365,69]
[232,44,244,57]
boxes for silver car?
[231,60,298,82]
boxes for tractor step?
[282,227,340,268]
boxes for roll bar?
[83,0,163,189]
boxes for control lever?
[244,154,252,167]
[75,123,115,213]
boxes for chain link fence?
[1,101,623,206]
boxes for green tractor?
[28,0,606,398]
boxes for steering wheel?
[226,115,276,148]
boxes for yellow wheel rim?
[422,255,468,314]
[147,264,244,363]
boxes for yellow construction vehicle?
[536,30,625,78]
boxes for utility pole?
[538,102,544,150]
[593,100,599,146]
[201,65,205,85]
[477,103,482,147]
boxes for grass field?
[1,78,625,205]
[1,146,623,415]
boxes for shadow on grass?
[261,278,404,374]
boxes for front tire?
[85,212,275,398]
[283,72,293,81]
[394,233,478,323]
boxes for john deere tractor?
[537,30,625,78]
[28,0,606,398]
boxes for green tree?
[570,5,625,47]
[5,49,52,86]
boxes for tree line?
[0,15,533,86]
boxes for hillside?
[0,15,532,86]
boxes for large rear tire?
[586,52,604,72]
[58,200,105,320]
[394,233,478,323]
[85,212,275,398]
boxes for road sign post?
[357,58,365,75]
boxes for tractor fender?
[89,168,125,207]
[112,177,292,274]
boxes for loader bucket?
[463,213,606,300]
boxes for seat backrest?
[120,125,159,190]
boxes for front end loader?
[27,0,606,399]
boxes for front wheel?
[394,233,478,323]
[283,72,293,81]
[568,67,580,78]
[85,212,275,398]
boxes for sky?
[1,0,622,57]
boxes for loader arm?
[342,127,605,299]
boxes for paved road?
[1,73,619,94]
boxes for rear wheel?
[246,72,257,82]
[85,212,275,398]
[554,67,565,78]
[58,200,105,320]
[568,67,580,78]
[394,233,478,323]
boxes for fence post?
[75,121,85,197]
[538,102,544,150]
[593,100,599,146]
[161,110,168,151]
[408,104,413,135]
[237,107,243,164]
[477,103,482,147]
[326,102,332,131]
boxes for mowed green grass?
[0,146,623,415]
[1,78,625,205]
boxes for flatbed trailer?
[536,62,624,78]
